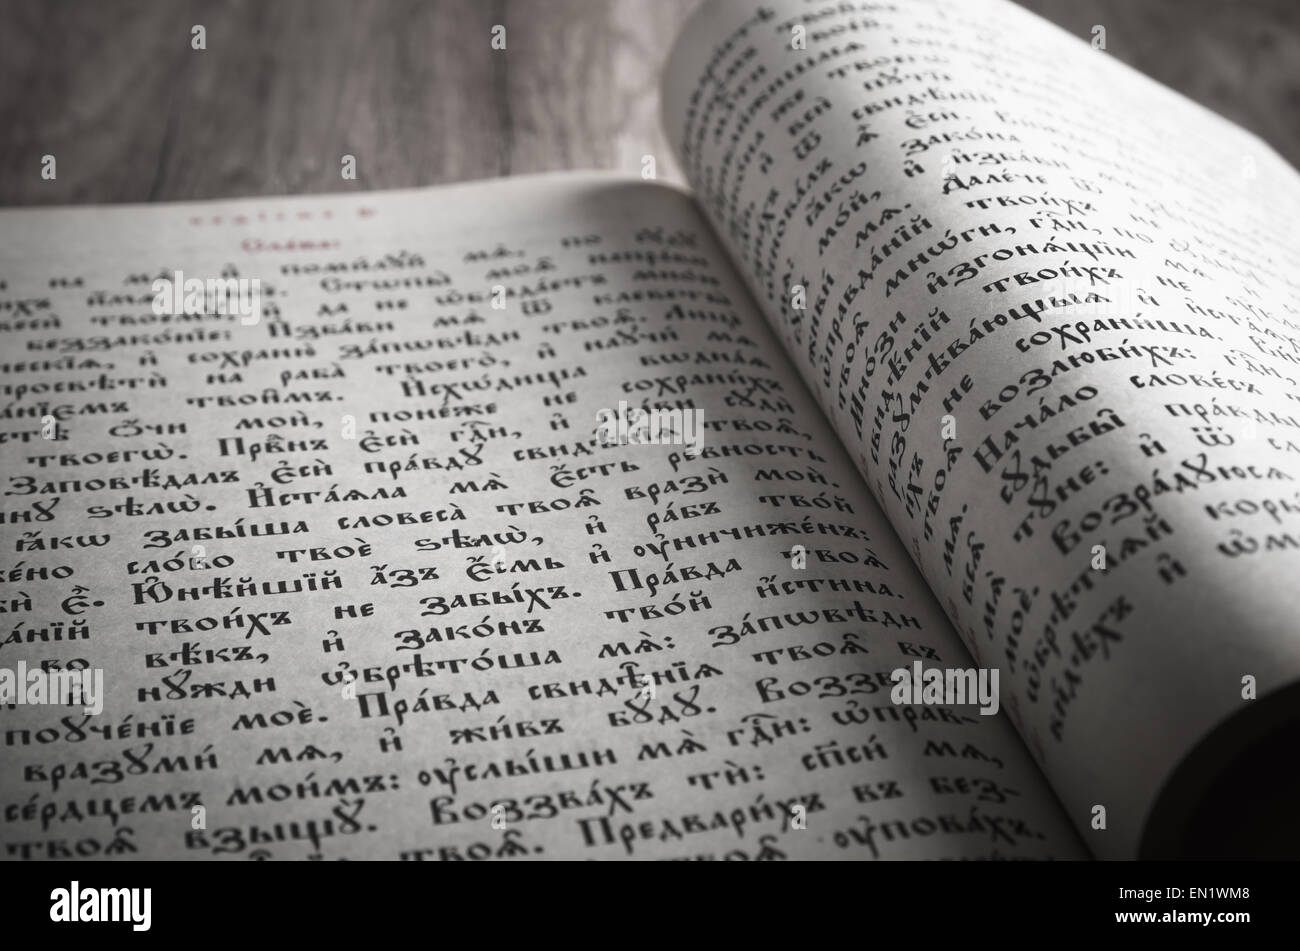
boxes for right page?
[662,0,1300,858]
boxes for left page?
[0,174,1084,860]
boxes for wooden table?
[1,0,1296,205]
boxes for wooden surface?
[1,0,1297,206]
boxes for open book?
[3,0,1298,861]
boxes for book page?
[0,173,1084,859]
[661,0,1300,858]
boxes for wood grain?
[0,0,1296,206]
